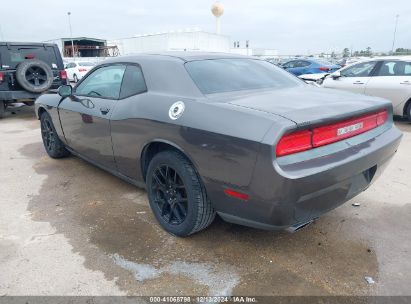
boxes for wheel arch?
[37,106,47,120]
[140,140,200,182]
[403,97,411,117]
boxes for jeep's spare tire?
[15,60,54,93]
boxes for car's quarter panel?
[58,96,118,170]
[110,93,292,191]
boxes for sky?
[1,0,410,55]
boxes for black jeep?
[0,42,67,118]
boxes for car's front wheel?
[146,150,215,237]
[40,111,70,158]
[407,103,411,123]
[73,74,78,83]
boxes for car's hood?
[208,87,390,127]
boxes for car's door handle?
[400,81,411,85]
[353,81,364,85]
[100,107,110,115]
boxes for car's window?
[296,60,311,68]
[75,65,126,99]
[316,59,333,66]
[119,65,147,99]
[341,61,377,77]
[283,61,296,68]
[377,61,411,76]
[0,45,60,69]
[185,59,302,94]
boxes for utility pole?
[391,14,399,54]
[0,25,4,41]
[67,12,75,59]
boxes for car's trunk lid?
[209,87,390,128]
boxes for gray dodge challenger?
[35,52,402,236]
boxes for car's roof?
[0,41,58,48]
[351,56,411,63]
[109,51,253,63]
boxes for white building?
[109,30,231,55]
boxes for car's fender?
[35,93,67,144]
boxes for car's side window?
[75,65,126,99]
[377,61,411,76]
[119,65,147,99]
[283,61,295,68]
[298,61,311,68]
[341,61,377,77]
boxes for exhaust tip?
[285,219,314,233]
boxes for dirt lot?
[0,106,410,297]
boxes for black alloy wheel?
[26,66,48,87]
[41,115,55,151]
[146,150,216,237]
[40,112,70,158]
[151,164,188,225]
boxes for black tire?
[146,150,215,237]
[407,103,411,123]
[73,74,78,83]
[16,59,53,93]
[40,111,70,158]
[0,101,5,118]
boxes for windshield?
[185,59,302,94]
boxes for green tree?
[343,48,350,58]
[365,47,372,57]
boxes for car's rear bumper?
[0,90,39,101]
[211,123,402,230]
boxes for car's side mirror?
[332,71,342,80]
[58,85,72,97]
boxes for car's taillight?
[376,110,388,126]
[78,68,87,72]
[319,67,330,71]
[60,70,67,80]
[276,110,388,157]
[0,72,4,82]
[276,130,313,157]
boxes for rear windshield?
[185,59,302,94]
[0,45,60,69]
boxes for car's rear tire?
[407,103,411,123]
[146,150,215,237]
[73,74,78,83]
[0,101,5,118]
[40,111,70,158]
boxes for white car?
[64,62,95,83]
[323,57,411,120]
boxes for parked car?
[337,57,359,68]
[281,59,340,76]
[298,73,328,86]
[323,57,411,121]
[35,52,402,236]
[0,42,67,118]
[65,61,95,83]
